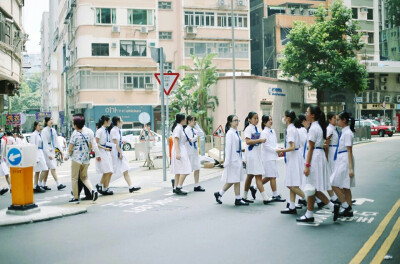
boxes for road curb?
[0,206,87,227]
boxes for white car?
[121,129,161,151]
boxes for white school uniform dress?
[244,124,265,175]
[297,127,308,162]
[307,121,330,191]
[331,126,355,189]
[221,128,246,183]
[30,130,48,172]
[110,126,130,175]
[184,124,204,171]
[7,136,15,145]
[42,126,60,170]
[326,124,339,177]
[170,124,192,175]
[95,127,114,174]
[260,127,279,178]
[284,124,304,187]
[0,139,10,176]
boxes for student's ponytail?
[108,116,121,133]
[338,111,355,132]
[98,115,110,128]
[261,115,270,130]
[309,105,327,139]
[244,111,257,130]
[225,115,235,132]
[349,116,355,132]
[171,113,185,132]
[295,113,306,128]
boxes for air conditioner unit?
[372,92,380,103]
[380,77,387,82]
[397,95,400,103]
[360,7,368,13]
[237,0,246,7]
[363,92,370,103]
[71,0,76,7]
[218,0,229,7]
[145,84,154,90]
[111,42,117,48]
[380,85,387,91]
[14,31,22,38]
[148,41,156,47]
[384,96,392,103]
[308,10,315,15]
[186,26,197,34]
[140,27,148,34]
[112,25,120,33]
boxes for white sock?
[219,190,225,196]
[253,185,258,190]
[177,185,182,188]
[99,184,103,188]
[243,191,248,199]
[273,191,278,197]
[331,195,338,201]
[316,197,322,203]
[56,181,60,186]
[43,181,47,186]
[39,181,43,186]
[129,185,134,189]
[261,191,269,201]
[236,195,241,200]
[289,202,295,210]
[194,183,200,188]
[342,202,349,208]
[34,185,37,188]
[328,202,334,211]
[8,184,11,189]
[305,210,314,218]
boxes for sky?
[22,0,49,54]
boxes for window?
[217,13,248,28]
[194,12,204,26]
[352,8,358,19]
[265,33,273,47]
[267,6,285,16]
[79,71,119,90]
[92,43,109,56]
[4,23,11,45]
[122,73,154,89]
[120,40,147,56]
[367,9,373,20]
[128,9,153,25]
[159,31,172,39]
[164,62,173,71]
[185,11,194,26]
[158,1,172,9]
[237,14,248,28]
[280,28,292,45]
[205,12,215,26]
[368,32,374,44]
[217,13,227,27]
[235,43,248,58]
[184,42,249,58]
[96,8,116,24]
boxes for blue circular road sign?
[7,148,22,166]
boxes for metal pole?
[231,0,236,115]
[160,47,167,182]
[166,95,169,147]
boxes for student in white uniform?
[31,121,47,193]
[214,115,248,206]
[242,112,272,204]
[6,132,15,145]
[276,110,307,214]
[325,112,341,205]
[66,115,98,203]
[331,111,356,217]
[249,115,286,202]
[95,115,114,195]
[295,113,309,207]
[171,113,192,195]
[39,117,66,191]
[0,132,10,195]
[13,133,21,145]
[184,115,205,192]
[109,116,141,193]
[297,105,340,223]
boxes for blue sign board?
[268,87,286,96]
[8,148,22,166]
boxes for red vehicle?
[360,120,396,137]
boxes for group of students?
[212,105,355,223]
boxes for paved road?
[0,136,399,264]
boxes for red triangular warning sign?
[154,73,180,96]
[213,125,225,137]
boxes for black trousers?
[78,176,92,198]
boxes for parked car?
[360,119,395,137]
[121,129,162,151]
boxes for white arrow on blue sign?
[8,148,22,166]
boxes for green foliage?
[10,74,42,112]
[280,0,367,94]
[386,0,400,27]
[169,53,219,134]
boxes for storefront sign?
[36,112,52,120]
[6,114,21,125]
[268,87,286,96]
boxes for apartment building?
[42,0,250,134]
[40,12,50,112]
[0,0,26,117]
[379,0,400,61]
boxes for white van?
[121,129,161,151]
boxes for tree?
[280,0,367,97]
[10,75,42,112]
[386,0,400,27]
[170,53,219,134]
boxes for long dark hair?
[225,115,236,132]
[327,111,336,124]
[261,115,271,130]
[98,115,110,128]
[309,105,327,139]
[338,111,355,132]
[44,116,51,127]
[32,121,42,132]
[244,111,257,130]
[108,116,121,132]
[284,110,296,124]
[171,113,186,132]
[295,113,306,128]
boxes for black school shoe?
[242,198,254,203]
[317,201,326,209]
[214,192,222,204]
[194,186,205,192]
[68,198,79,204]
[333,204,340,222]
[92,190,98,201]
[103,189,114,195]
[281,208,297,214]
[287,202,302,210]
[271,195,286,202]
[235,199,249,206]
[250,186,257,200]
[175,187,187,195]
[339,206,354,217]
[298,198,307,206]
[0,188,8,195]
[81,196,93,201]
[296,215,314,223]
[331,198,342,205]
[129,186,141,193]
[34,186,45,193]
[57,184,66,190]
[43,186,51,191]
[171,179,175,189]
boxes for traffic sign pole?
[160,47,167,182]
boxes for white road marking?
[353,198,375,205]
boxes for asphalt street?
[0,136,399,264]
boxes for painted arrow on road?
[9,153,21,162]
[354,198,374,206]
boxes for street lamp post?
[231,0,236,115]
